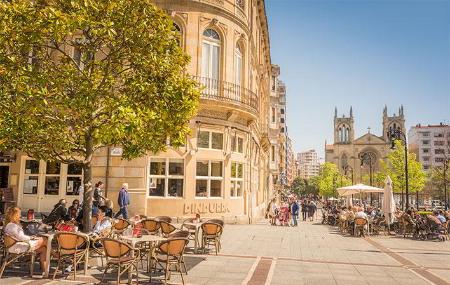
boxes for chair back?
[159,238,188,257]
[55,232,88,251]
[168,230,190,239]
[160,221,177,236]
[114,219,130,231]
[141,219,160,233]
[202,222,223,236]
[207,219,224,227]
[155,216,172,223]
[354,218,367,226]
[101,238,132,259]
[4,234,18,249]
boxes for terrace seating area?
[0,208,224,284]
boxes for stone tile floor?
[1,219,449,284]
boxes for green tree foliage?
[0,0,200,230]
[291,177,306,196]
[381,140,426,194]
[427,160,449,200]
[361,172,386,188]
[316,162,351,197]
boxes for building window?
[231,134,244,153]
[421,132,430,137]
[235,43,243,87]
[230,162,244,197]
[173,23,182,47]
[435,149,445,154]
[281,127,285,133]
[422,140,430,145]
[45,161,60,195]
[271,76,276,91]
[423,165,430,170]
[423,157,430,162]
[197,130,223,150]
[423,149,429,153]
[434,141,444,146]
[202,29,221,81]
[280,118,285,123]
[271,145,276,162]
[196,161,223,198]
[23,160,39,194]
[149,158,184,197]
[66,163,83,196]
[280,108,285,114]
[271,107,276,123]
[436,157,444,163]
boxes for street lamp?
[359,152,375,204]
[389,129,413,210]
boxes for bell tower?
[382,105,405,141]
[334,106,354,144]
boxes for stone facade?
[3,0,275,224]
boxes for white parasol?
[383,176,396,225]
[337,184,385,196]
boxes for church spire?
[334,107,337,118]
[350,106,353,118]
[383,105,387,117]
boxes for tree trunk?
[82,136,94,233]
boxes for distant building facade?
[408,123,450,171]
[325,106,405,183]
[297,150,320,180]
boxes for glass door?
[21,159,42,212]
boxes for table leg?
[194,227,199,254]
[84,249,89,275]
[128,241,135,284]
[44,235,53,278]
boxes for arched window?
[173,23,182,47]
[346,127,350,142]
[338,127,343,142]
[202,29,221,81]
[235,43,243,87]
[341,154,348,169]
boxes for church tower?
[334,106,354,144]
[382,105,406,141]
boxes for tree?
[291,177,306,196]
[428,160,449,201]
[316,162,351,197]
[0,0,200,231]
[381,140,426,194]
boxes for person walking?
[114,183,130,219]
[309,200,317,221]
[301,200,308,221]
[291,198,299,226]
[93,181,106,208]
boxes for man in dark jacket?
[114,183,130,219]
[43,199,68,225]
[290,198,299,226]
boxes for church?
[325,106,405,184]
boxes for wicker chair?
[52,231,89,280]
[201,222,223,255]
[89,222,113,268]
[141,219,161,235]
[112,219,130,237]
[151,238,188,285]
[160,221,178,238]
[0,234,36,278]
[100,238,140,284]
[168,230,190,239]
[354,218,368,237]
[155,216,172,223]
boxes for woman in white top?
[3,207,48,271]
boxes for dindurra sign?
[183,202,230,214]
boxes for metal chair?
[52,231,89,280]
[151,238,188,284]
[141,219,161,235]
[0,234,36,278]
[112,218,130,237]
[201,222,223,255]
[100,238,140,284]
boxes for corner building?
[3,0,273,223]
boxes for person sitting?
[91,206,112,236]
[68,199,81,221]
[3,207,48,272]
[104,199,114,218]
[355,207,368,220]
[43,199,68,225]
[435,210,447,224]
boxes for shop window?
[196,160,223,198]
[66,163,83,196]
[197,130,223,150]
[149,158,184,197]
[23,160,39,194]
[231,162,244,197]
[45,161,60,195]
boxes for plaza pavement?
[1,218,449,285]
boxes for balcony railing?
[194,76,259,114]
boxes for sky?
[265,0,450,159]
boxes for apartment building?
[297,150,320,180]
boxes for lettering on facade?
[183,202,230,214]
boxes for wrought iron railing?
[194,76,259,113]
